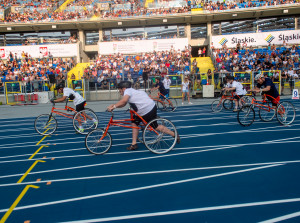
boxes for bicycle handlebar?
[106,109,114,117]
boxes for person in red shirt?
[165,61,170,68]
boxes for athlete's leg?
[131,123,139,145]
[156,124,175,137]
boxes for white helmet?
[255,74,263,80]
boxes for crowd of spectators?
[101,6,189,19]
[212,42,300,73]
[192,0,298,11]
[0,46,191,93]
[0,0,60,9]
[3,9,91,23]
[1,0,299,23]
[0,52,75,93]
[0,0,18,9]
[210,42,300,93]
[81,47,191,90]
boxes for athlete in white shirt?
[53,84,97,132]
[224,76,247,111]
[53,84,86,110]
[107,81,180,151]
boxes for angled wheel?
[211,100,223,113]
[223,99,233,110]
[73,108,98,134]
[259,101,275,122]
[276,101,296,125]
[240,96,252,107]
[237,105,255,127]
[34,114,57,135]
[143,118,177,154]
[85,128,112,155]
[166,97,177,112]
[156,100,166,112]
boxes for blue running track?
[0,99,300,223]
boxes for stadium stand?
[0,0,299,103]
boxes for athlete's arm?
[54,96,67,103]
[260,85,271,93]
[107,95,130,111]
[150,85,159,92]
[225,87,236,91]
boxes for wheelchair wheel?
[166,97,177,112]
[276,101,296,126]
[34,114,57,135]
[73,108,98,134]
[237,105,255,127]
[156,100,166,111]
[240,96,252,107]
[143,118,177,154]
[211,100,223,113]
[259,101,275,122]
[85,128,112,155]
[223,99,233,110]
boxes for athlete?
[224,76,247,111]
[150,76,169,99]
[250,74,280,108]
[52,84,97,132]
[107,81,180,151]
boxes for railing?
[1,72,299,104]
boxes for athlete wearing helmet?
[107,81,180,150]
[250,73,280,107]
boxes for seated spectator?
[101,76,109,89]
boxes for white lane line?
[1,133,300,161]
[0,137,300,177]
[0,120,240,141]
[61,197,300,223]
[1,121,300,150]
[2,160,300,188]
[259,211,300,223]
[0,164,281,213]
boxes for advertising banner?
[212,30,300,49]
[0,44,78,59]
[99,38,189,55]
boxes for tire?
[223,99,233,110]
[143,118,177,154]
[211,100,223,112]
[85,128,112,155]
[237,105,255,127]
[34,114,57,135]
[240,96,252,107]
[73,108,98,135]
[166,97,177,112]
[259,101,275,122]
[276,101,296,126]
[156,100,166,111]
